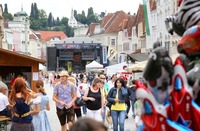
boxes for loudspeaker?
[47,47,57,71]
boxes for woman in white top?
[78,77,89,114]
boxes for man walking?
[53,71,77,131]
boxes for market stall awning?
[127,53,149,62]
[125,60,148,72]
[125,53,180,72]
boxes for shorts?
[56,107,74,126]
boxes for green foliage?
[48,13,53,27]
[4,2,104,36]
[2,3,13,20]
[34,3,39,19]
[3,12,13,20]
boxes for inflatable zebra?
[165,0,200,36]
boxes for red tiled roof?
[29,34,37,40]
[150,0,156,11]
[102,11,129,33]
[87,11,130,35]
[34,31,68,43]
[135,4,145,36]
[100,13,114,27]
[86,23,99,35]
[125,14,137,37]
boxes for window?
[132,27,136,36]
[111,39,115,46]
[165,41,170,51]
[141,39,146,48]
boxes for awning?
[125,60,148,72]
[127,53,149,62]
[125,53,180,72]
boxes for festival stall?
[85,60,104,72]
[105,62,128,75]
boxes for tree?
[4,4,8,13]
[74,10,77,19]
[48,12,53,27]
[34,3,39,19]
[86,7,99,25]
[30,3,34,19]
[87,7,94,18]
[30,19,42,30]
[60,17,69,26]
[39,9,48,28]
[56,17,60,26]
[2,3,13,20]
[3,12,13,20]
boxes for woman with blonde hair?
[9,77,38,131]
[32,79,51,131]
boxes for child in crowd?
[0,81,11,118]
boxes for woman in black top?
[83,78,104,121]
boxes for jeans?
[111,110,126,131]
[81,94,87,114]
[131,100,135,117]
[125,100,130,116]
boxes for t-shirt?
[111,90,126,111]
[86,88,101,110]
[79,83,89,95]
[0,92,9,111]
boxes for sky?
[0,0,143,18]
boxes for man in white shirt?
[0,81,11,117]
[107,74,117,91]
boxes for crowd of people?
[0,70,142,131]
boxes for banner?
[102,46,107,64]
[143,0,151,36]
[67,61,72,72]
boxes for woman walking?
[9,77,38,131]
[32,79,51,131]
[78,77,89,115]
[83,78,104,121]
[107,78,129,131]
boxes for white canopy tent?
[85,61,104,72]
[105,62,128,75]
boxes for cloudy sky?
[1,0,143,18]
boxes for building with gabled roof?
[87,10,134,64]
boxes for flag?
[102,46,108,64]
[143,0,151,36]
[68,61,72,72]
